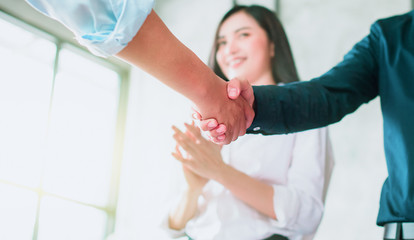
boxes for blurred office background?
[0,0,411,239]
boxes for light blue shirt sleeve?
[25,0,155,57]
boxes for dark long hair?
[208,5,299,84]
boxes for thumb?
[191,106,202,120]
[239,79,254,108]
[227,78,241,99]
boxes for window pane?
[43,49,119,206]
[0,18,55,188]
[38,196,107,240]
[0,183,38,240]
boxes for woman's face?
[216,11,274,85]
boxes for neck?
[250,71,275,86]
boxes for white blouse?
[25,0,154,57]
[164,128,334,240]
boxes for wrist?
[212,163,232,183]
[193,76,227,117]
[185,187,203,197]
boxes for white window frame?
[0,9,130,240]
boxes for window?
[0,11,129,240]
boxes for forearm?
[116,10,224,109]
[248,28,380,135]
[272,185,324,233]
[215,165,276,219]
[248,80,374,135]
[168,188,201,230]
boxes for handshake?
[193,78,255,145]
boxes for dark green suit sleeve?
[247,23,382,135]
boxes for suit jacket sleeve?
[248,22,382,135]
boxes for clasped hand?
[194,78,254,144]
[172,122,225,185]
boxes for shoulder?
[371,10,414,35]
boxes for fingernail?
[208,120,216,128]
[229,88,238,97]
[216,125,225,134]
[217,135,225,141]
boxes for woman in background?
[164,5,334,240]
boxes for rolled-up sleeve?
[25,0,154,57]
[159,194,187,239]
[271,128,334,234]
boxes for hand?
[193,77,254,144]
[172,121,209,191]
[194,78,255,144]
[173,144,209,192]
[171,123,225,181]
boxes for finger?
[228,78,255,117]
[224,135,233,145]
[172,126,194,146]
[191,106,202,120]
[184,122,204,143]
[185,132,197,142]
[227,78,241,99]
[218,134,226,142]
[173,132,198,156]
[216,124,226,135]
[245,102,255,129]
[172,152,194,169]
[181,164,196,176]
[177,138,197,156]
[209,134,226,144]
[238,105,248,137]
[172,152,187,163]
[184,126,197,142]
[199,119,219,131]
[239,79,255,107]
[223,123,234,145]
[180,161,199,177]
[175,141,191,159]
[172,125,184,134]
[235,117,244,141]
[208,131,225,141]
[205,124,226,139]
[203,131,219,144]
[184,122,202,140]
[238,121,247,138]
[232,129,239,142]
[174,144,184,159]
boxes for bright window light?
[0,12,127,240]
[0,183,38,240]
[38,196,107,240]
[0,17,55,188]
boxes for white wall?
[111,1,411,239]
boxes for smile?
[228,57,245,68]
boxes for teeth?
[229,58,242,66]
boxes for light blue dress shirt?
[25,0,154,57]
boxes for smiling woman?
[209,4,299,85]
[164,5,334,240]
[215,12,275,85]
